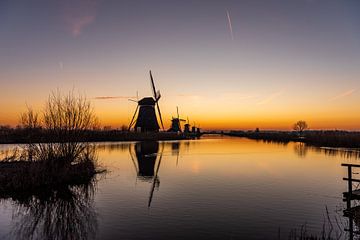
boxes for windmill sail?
[149,70,164,130]
[150,71,157,100]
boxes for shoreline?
[224,130,360,149]
[0,131,202,144]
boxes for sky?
[0,0,360,130]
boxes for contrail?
[329,89,356,101]
[94,96,136,100]
[257,90,284,105]
[226,10,234,40]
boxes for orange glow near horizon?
[1,86,359,131]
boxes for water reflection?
[3,137,360,239]
[96,142,131,153]
[293,142,360,160]
[6,182,97,240]
[293,142,308,158]
[171,142,180,166]
[129,141,163,207]
[319,148,360,160]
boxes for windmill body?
[184,123,190,133]
[169,118,182,132]
[134,97,160,132]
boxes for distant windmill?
[184,117,190,133]
[128,71,165,132]
[168,106,186,132]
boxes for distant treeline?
[226,130,360,148]
[0,125,195,144]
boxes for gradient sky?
[1,0,360,130]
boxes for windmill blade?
[149,70,157,100]
[156,102,165,131]
[176,106,179,119]
[128,105,139,131]
[180,119,186,122]
[148,143,164,208]
[128,99,138,103]
[156,90,161,101]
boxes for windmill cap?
[138,97,156,105]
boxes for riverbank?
[0,129,202,144]
[226,130,360,148]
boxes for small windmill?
[168,106,186,132]
[128,71,165,132]
[184,117,191,133]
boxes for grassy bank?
[0,160,102,200]
[226,130,360,148]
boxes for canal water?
[0,135,357,239]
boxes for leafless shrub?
[0,90,103,195]
[18,90,99,166]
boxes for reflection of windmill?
[171,142,180,166]
[129,141,164,207]
[168,106,186,132]
[128,71,165,132]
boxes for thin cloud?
[329,89,356,101]
[68,15,95,37]
[226,10,234,40]
[220,92,258,101]
[61,0,98,37]
[94,96,136,100]
[257,91,283,105]
[238,95,257,100]
[177,94,200,97]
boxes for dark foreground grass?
[0,159,104,200]
[283,207,346,240]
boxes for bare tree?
[293,120,308,134]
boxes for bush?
[20,90,99,166]
[0,90,103,197]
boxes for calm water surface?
[0,135,358,239]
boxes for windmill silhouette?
[168,106,186,132]
[128,71,165,132]
[184,117,190,133]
